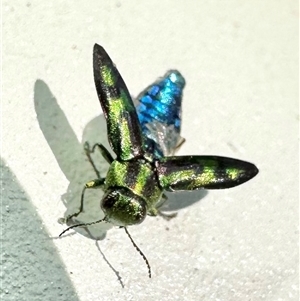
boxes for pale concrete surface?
[2,1,298,301]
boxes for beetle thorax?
[103,159,163,218]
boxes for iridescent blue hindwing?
[136,70,186,158]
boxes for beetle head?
[101,188,147,226]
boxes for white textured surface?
[2,1,298,301]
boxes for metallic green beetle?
[60,44,259,277]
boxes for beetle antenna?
[124,227,151,278]
[59,217,106,237]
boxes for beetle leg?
[147,194,177,220]
[84,141,114,178]
[65,178,105,223]
[157,211,178,220]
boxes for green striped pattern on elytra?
[93,46,144,161]
[157,156,256,191]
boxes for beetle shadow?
[34,79,206,239]
[161,189,207,212]
[34,79,112,240]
